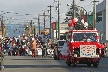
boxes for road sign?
[43,35,48,38]
[45,32,48,35]
[87,15,93,27]
[52,22,56,30]
[43,34,50,39]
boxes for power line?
[40,1,56,15]
[48,5,54,39]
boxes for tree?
[64,5,87,29]
[64,4,88,23]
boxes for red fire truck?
[54,18,105,67]
[64,30,104,67]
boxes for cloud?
[0,0,103,24]
[0,0,53,13]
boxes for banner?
[52,22,59,30]
[87,15,93,27]
[56,22,58,30]
[52,22,56,30]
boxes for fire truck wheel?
[93,63,98,67]
[87,63,91,67]
[73,62,77,67]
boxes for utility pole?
[39,12,49,34]
[58,0,60,40]
[43,11,46,30]
[1,16,4,37]
[56,21,58,39]
[48,5,54,39]
[34,25,36,37]
[93,0,99,29]
[93,0,96,29]
[73,0,76,18]
[30,20,33,34]
[38,14,40,35]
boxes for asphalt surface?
[2,55,108,72]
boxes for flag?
[56,22,58,30]
[87,15,93,27]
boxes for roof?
[68,30,98,33]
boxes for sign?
[87,15,93,27]
[80,45,96,57]
[43,35,50,39]
[52,22,58,30]
[45,31,48,35]
[56,22,58,30]
[52,22,56,30]
[44,28,50,38]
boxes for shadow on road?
[4,64,96,68]
[4,65,69,68]
[12,58,54,60]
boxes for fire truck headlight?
[74,54,77,57]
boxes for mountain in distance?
[5,24,44,37]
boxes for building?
[60,22,68,30]
[52,23,68,39]
[96,0,108,43]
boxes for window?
[73,33,97,42]
[96,12,102,22]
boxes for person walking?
[41,43,46,58]
[30,35,37,57]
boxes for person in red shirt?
[12,39,14,46]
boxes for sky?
[0,0,103,28]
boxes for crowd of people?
[0,34,54,57]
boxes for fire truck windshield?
[73,33,97,42]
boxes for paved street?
[1,55,108,72]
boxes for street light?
[33,18,38,37]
